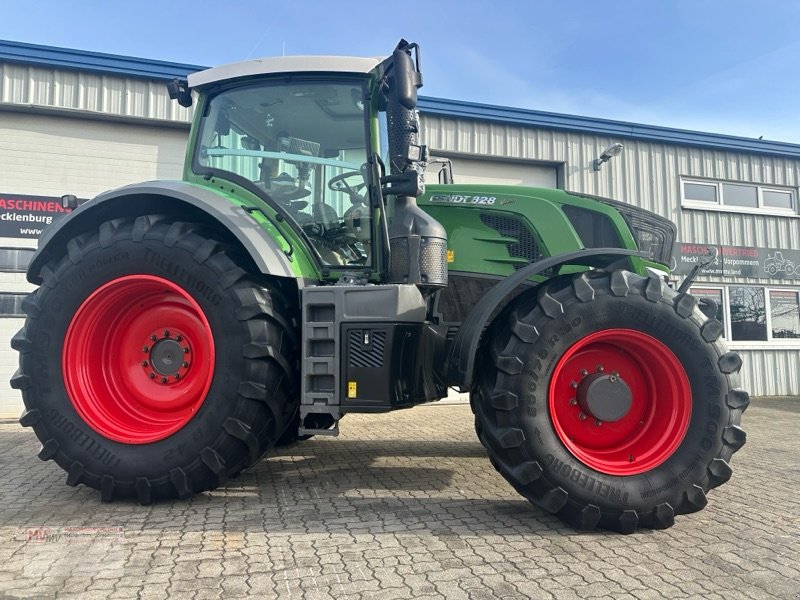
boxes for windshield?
[196,79,372,267]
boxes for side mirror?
[166,79,193,108]
[392,42,422,110]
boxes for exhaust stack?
[382,41,447,290]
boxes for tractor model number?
[430,194,496,205]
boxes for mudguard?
[446,248,645,389]
[27,181,297,285]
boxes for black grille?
[480,214,544,269]
[348,329,387,368]
[562,205,623,249]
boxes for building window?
[690,284,800,345]
[769,290,800,339]
[682,178,797,215]
[729,286,767,341]
[0,293,26,317]
[690,287,725,323]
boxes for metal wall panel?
[737,350,800,396]
[0,63,192,123]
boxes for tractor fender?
[28,181,298,285]
[446,248,645,389]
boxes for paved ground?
[0,398,798,600]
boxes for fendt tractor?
[12,41,748,533]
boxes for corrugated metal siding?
[737,350,800,396]
[421,114,800,396]
[0,62,192,123]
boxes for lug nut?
[595,420,602,427]
[579,412,587,421]
[176,335,182,342]
[149,373,156,380]
[150,335,157,342]
[184,348,190,354]
[142,346,149,353]
[163,330,170,337]
[580,369,588,377]
[161,377,168,384]
[570,381,578,389]
[569,398,577,406]
[141,361,148,367]
[597,365,605,372]
[182,361,189,368]
[174,374,181,380]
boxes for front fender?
[28,181,299,284]
[446,248,645,389]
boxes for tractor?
[12,40,748,533]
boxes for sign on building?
[0,194,73,239]
[673,243,800,280]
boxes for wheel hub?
[576,372,632,423]
[141,330,192,384]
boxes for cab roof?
[187,55,383,88]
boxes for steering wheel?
[327,171,366,200]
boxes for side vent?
[479,214,544,269]
[348,329,387,369]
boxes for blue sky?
[2,0,798,142]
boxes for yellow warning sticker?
[447,249,455,263]
[347,381,357,398]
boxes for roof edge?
[418,96,800,158]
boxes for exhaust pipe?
[382,41,448,291]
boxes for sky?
[2,0,799,142]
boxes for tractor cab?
[187,59,380,269]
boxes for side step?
[299,421,340,437]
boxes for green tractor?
[12,40,747,533]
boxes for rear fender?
[28,181,299,285]
[446,248,645,389]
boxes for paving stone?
[0,399,797,599]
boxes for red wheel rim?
[63,275,215,444]
[549,329,691,475]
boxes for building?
[0,39,797,414]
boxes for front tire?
[12,216,299,503]
[473,270,749,533]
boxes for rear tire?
[472,270,749,533]
[12,216,299,503]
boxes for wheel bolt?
[595,419,602,427]
[580,369,588,377]
[570,381,578,389]
[176,335,182,342]
[569,398,577,406]
[182,361,189,368]
[150,335,157,342]
[161,377,168,384]
[596,365,604,372]
[174,374,181,380]
[142,346,149,353]
[163,330,170,338]
[609,375,618,383]
[184,348,190,354]
[149,373,156,380]
[141,361,148,367]
[579,412,587,420]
